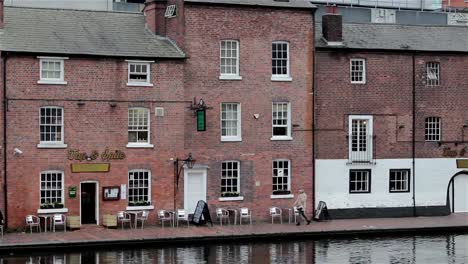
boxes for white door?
[184,169,207,213]
[454,174,468,212]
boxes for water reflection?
[1,233,466,263]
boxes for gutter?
[2,51,7,228]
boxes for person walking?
[293,189,311,225]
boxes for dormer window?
[126,60,153,87]
[38,57,68,85]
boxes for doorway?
[453,174,468,212]
[81,182,98,224]
[184,168,207,214]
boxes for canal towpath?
[0,213,467,252]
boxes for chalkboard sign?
[314,201,330,221]
[191,200,213,226]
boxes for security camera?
[13,148,23,156]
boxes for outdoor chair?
[216,208,230,226]
[117,211,132,229]
[53,214,66,232]
[292,206,300,224]
[158,210,173,228]
[25,215,41,233]
[135,211,149,229]
[239,207,252,225]
[176,209,189,228]
[269,207,282,224]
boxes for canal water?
[1,233,467,263]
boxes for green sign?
[197,109,206,131]
[69,186,77,198]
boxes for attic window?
[126,60,154,87]
[165,5,177,18]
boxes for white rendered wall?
[316,158,466,209]
[5,0,112,11]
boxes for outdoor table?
[226,208,238,225]
[37,214,54,232]
[284,208,294,224]
[126,211,142,229]
[166,210,176,227]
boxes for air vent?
[165,5,177,18]
[155,107,165,117]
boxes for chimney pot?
[144,0,168,36]
[322,13,343,45]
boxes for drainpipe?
[2,52,7,228]
[311,12,317,217]
[412,53,416,217]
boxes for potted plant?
[221,192,240,197]
[53,202,64,209]
[272,190,291,195]
[40,202,53,209]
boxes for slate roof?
[316,22,468,52]
[0,7,186,58]
[185,0,315,9]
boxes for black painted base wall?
[326,205,451,219]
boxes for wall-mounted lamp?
[173,153,195,210]
[13,148,23,156]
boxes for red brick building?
[0,0,315,228]
[314,14,468,218]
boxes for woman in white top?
[293,189,311,225]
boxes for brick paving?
[0,213,466,252]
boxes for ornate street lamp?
[173,153,195,210]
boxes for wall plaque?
[103,186,120,201]
[71,163,110,173]
[456,159,468,168]
[68,186,77,198]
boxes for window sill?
[126,82,153,87]
[219,75,243,81]
[37,143,68,149]
[351,81,366,85]
[270,136,293,141]
[221,137,242,142]
[270,194,294,199]
[126,143,154,148]
[126,205,154,211]
[271,76,292,82]
[219,196,244,201]
[37,80,68,85]
[37,208,69,214]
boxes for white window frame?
[126,60,154,87]
[37,57,68,85]
[350,58,366,84]
[348,115,373,162]
[349,169,371,193]
[127,107,153,148]
[37,106,67,148]
[425,116,441,142]
[220,161,242,200]
[426,62,440,86]
[219,40,242,80]
[389,169,410,193]
[127,169,152,208]
[271,41,292,81]
[271,102,292,141]
[271,159,293,198]
[220,103,242,142]
[39,170,65,206]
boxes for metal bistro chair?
[176,209,189,228]
[239,207,252,225]
[270,207,283,224]
[216,208,230,226]
[135,211,150,229]
[53,214,66,232]
[158,210,174,228]
[292,206,300,224]
[25,215,41,233]
[117,211,133,229]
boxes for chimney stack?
[0,0,4,29]
[144,0,167,36]
[322,12,343,45]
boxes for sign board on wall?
[68,186,77,198]
[71,163,110,173]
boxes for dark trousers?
[297,208,309,222]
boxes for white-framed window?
[271,41,291,81]
[38,57,67,84]
[349,169,371,193]
[350,59,366,84]
[40,171,64,205]
[426,62,440,86]
[272,159,291,194]
[127,60,153,86]
[272,102,292,140]
[220,40,241,80]
[221,103,241,141]
[425,117,441,141]
[389,169,410,193]
[128,170,151,206]
[221,161,240,196]
[349,115,373,163]
[39,106,65,146]
[127,107,153,147]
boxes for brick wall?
[182,4,314,219]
